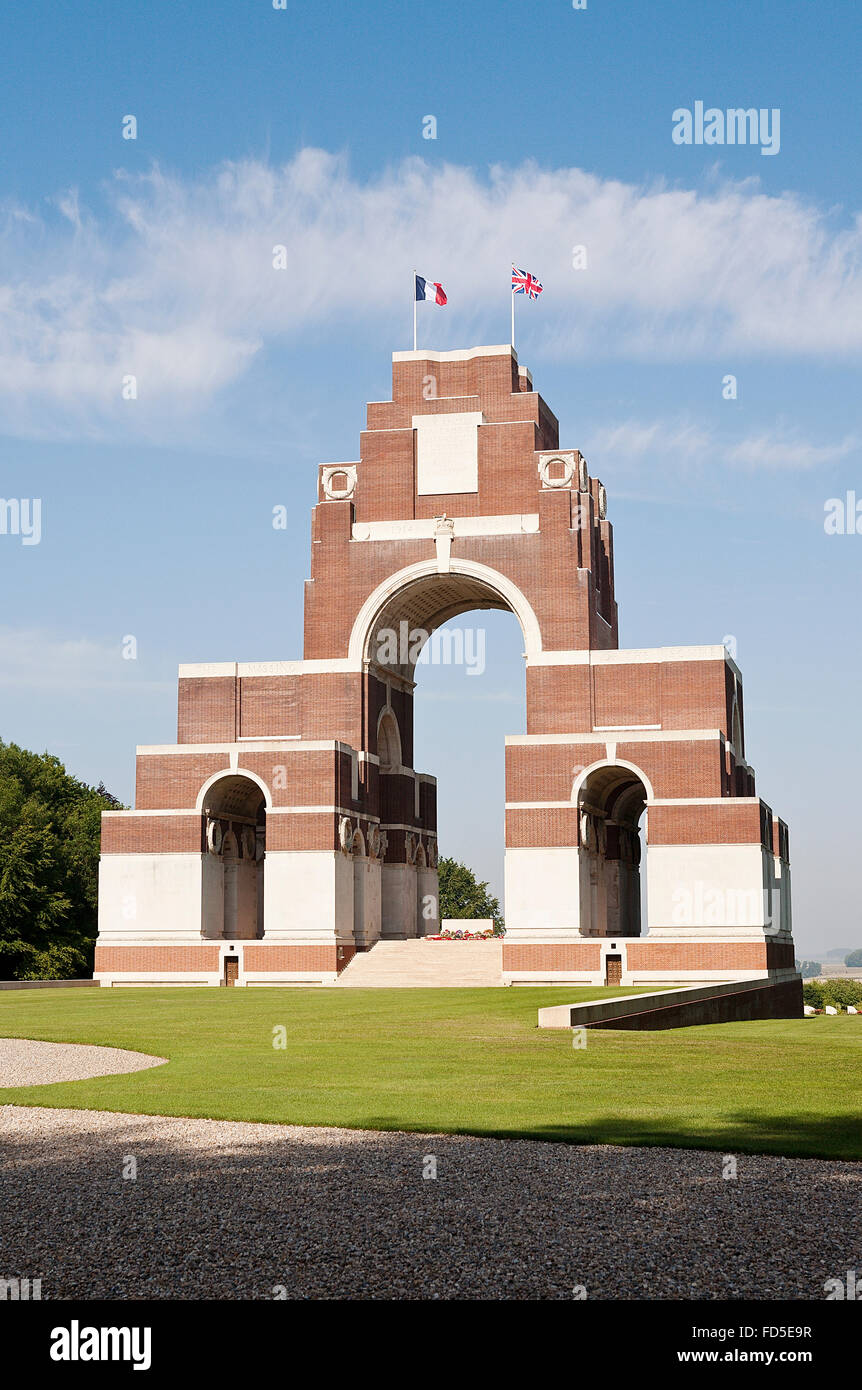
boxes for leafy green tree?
[802,978,862,1010]
[0,742,122,979]
[822,978,862,1008]
[802,981,825,1009]
[436,856,504,933]
[844,949,862,967]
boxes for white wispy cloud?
[0,628,173,693]
[1,150,861,437]
[585,418,858,477]
[726,432,858,470]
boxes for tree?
[436,857,504,932]
[822,978,862,1008]
[0,742,123,979]
[803,978,862,1011]
[795,959,822,980]
[802,980,825,1009]
[844,949,862,967]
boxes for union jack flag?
[512,265,543,299]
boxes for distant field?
[0,987,859,1159]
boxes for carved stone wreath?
[321,465,357,501]
[206,819,224,855]
[537,453,575,489]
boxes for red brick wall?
[178,677,236,743]
[593,663,660,727]
[136,754,228,810]
[617,740,723,799]
[647,802,766,846]
[101,814,203,854]
[506,806,580,848]
[237,749,339,807]
[239,677,301,738]
[503,942,602,971]
[267,812,339,852]
[94,946,220,972]
[625,942,770,971]
[505,737,725,804]
[243,944,338,973]
[525,667,593,734]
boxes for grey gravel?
[0,1038,167,1086]
[0,1105,858,1300]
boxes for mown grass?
[0,986,858,1159]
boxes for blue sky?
[1,0,860,955]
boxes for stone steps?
[334,938,503,987]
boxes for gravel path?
[0,1038,167,1086]
[1,1105,858,1300]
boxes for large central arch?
[349,563,534,941]
[348,559,543,675]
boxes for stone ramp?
[334,939,503,987]
[537,976,803,1031]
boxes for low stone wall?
[537,976,803,1031]
[0,979,98,992]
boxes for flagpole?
[511,283,515,351]
[413,268,417,351]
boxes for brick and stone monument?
[95,345,797,993]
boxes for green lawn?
[0,986,859,1159]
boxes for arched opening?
[731,697,743,758]
[351,827,368,945]
[358,568,529,936]
[377,708,402,772]
[351,558,542,674]
[201,774,266,940]
[576,763,649,938]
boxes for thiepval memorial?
[96,345,797,998]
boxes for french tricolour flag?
[415,274,447,305]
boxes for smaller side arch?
[376,707,403,773]
[730,696,743,758]
[571,758,655,806]
[196,767,274,813]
